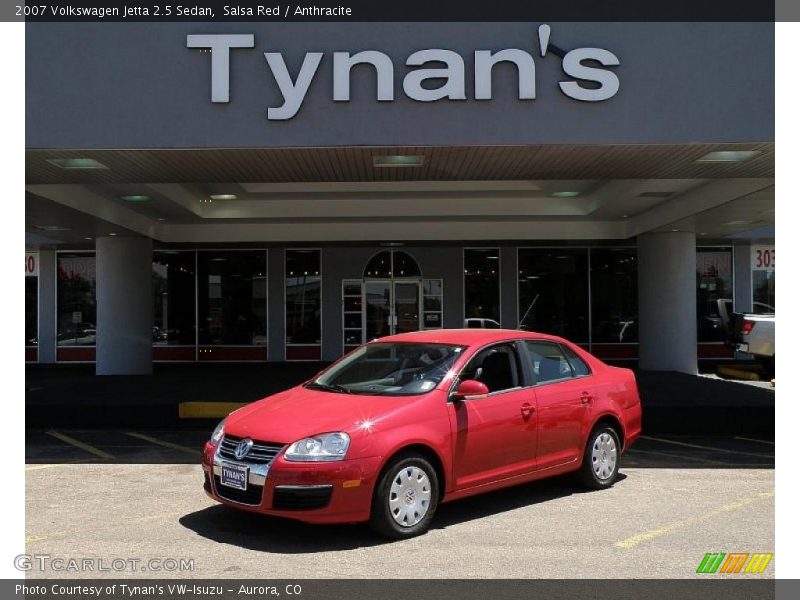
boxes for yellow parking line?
[45,431,115,461]
[627,448,730,466]
[615,490,774,549]
[735,436,775,446]
[124,432,199,455]
[640,435,773,459]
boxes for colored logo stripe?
[744,553,773,574]
[696,552,773,574]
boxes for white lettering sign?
[751,245,775,271]
[25,252,38,277]
[187,25,621,120]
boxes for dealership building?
[24,22,774,375]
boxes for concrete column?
[500,246,518,329]
[267,249,285,362]
[638,232,697,374]
[37,249,57,363]
[95,236,153,375]
[733,244,753,313]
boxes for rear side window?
[561,345,591,377]
[524,341,573,384]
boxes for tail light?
[740,320,755,335]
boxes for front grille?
[213,475,264,506]
[273,485,333,511]
[218,435,283,465]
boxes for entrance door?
[393,281,421,334]
[364,280,422,339]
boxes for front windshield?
[309,342,465,396]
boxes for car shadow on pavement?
[179,473,606,552]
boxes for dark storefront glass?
[753,270,775,313]
[464,249,500,323]
[590,248,638,343]
[57,253,97,346]
[198,251,267,345]
[26,276,37,344]
[696,248,733,342]
[152,251,196,345]
[518,249,589,342]
[286,250,321,345]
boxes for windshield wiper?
[305,382,353,394]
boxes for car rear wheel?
[369,455,439,539]
[579,426,621,489]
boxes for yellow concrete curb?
[717,366,761,381]
[178,402,248,419]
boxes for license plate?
[736,343,749,352]
[220,463,248,490]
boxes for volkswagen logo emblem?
[233,438,254,460]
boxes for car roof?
[375,328,566,346]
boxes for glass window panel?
[364,251,392,278]
[285,250,321,345]
[57,253,96,346]
[752,271,775,313]
[198,251,267,345]
[344,313,362,329]
[423,295,442,312]
[590,248,638,343]
[344,296,362,312]
[464,249,500,322]
[696,248,733,342]
[26,276,38,345]
[344,330,363,345]
[343,282,362,296]
[152,251,196,345]
[393,251,421,277]
[524,341,573,383]
[423,280,442,296]
[518,249,589,342]
[424,312,442,328]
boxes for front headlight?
[210,419,225,445]
[284,432,350,462]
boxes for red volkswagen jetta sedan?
[202,329,641,538]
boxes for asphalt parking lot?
[25,430,774,579]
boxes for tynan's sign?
[187,25,621,120]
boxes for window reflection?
[696,249,732,342]
[464,249,500,323]
[198,251,267,345]
[591,248,638,343]
[518,249,589,342]
[153,252,196,345]
[57,253,97,346]
[286,250,321,345]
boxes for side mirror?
[452,379,489,401]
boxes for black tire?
[578,425,621,490]
[369,454,439,539]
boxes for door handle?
[520,403,534,418]
[580,392,593,406]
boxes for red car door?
[523,341,595,470]
[447,343,538,489]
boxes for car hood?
[222,385,428,444]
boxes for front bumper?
[202,441,381,524]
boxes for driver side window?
[459,344,521,394]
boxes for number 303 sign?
[751,245,775,271]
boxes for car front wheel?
[369,455,439,539]
[579,426,621,489]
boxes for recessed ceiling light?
[157,218,166,222]
[83,237,93,240]
[637,191,674,198]
[699,232,708,236]
[552,191,581,198]
[723,220,752,226]
[696,150,760,163]
[108,232,117,236]
[380,242,405,247]
[209,194,238,201]
[119,195,150,202]
[671,229,679,232]
[34,225,70,232]
[373,155,424,168]
[46,158,109,170]
[621,214,629,219]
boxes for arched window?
[363,250,421,279]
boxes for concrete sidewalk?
[25,363,774,434]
